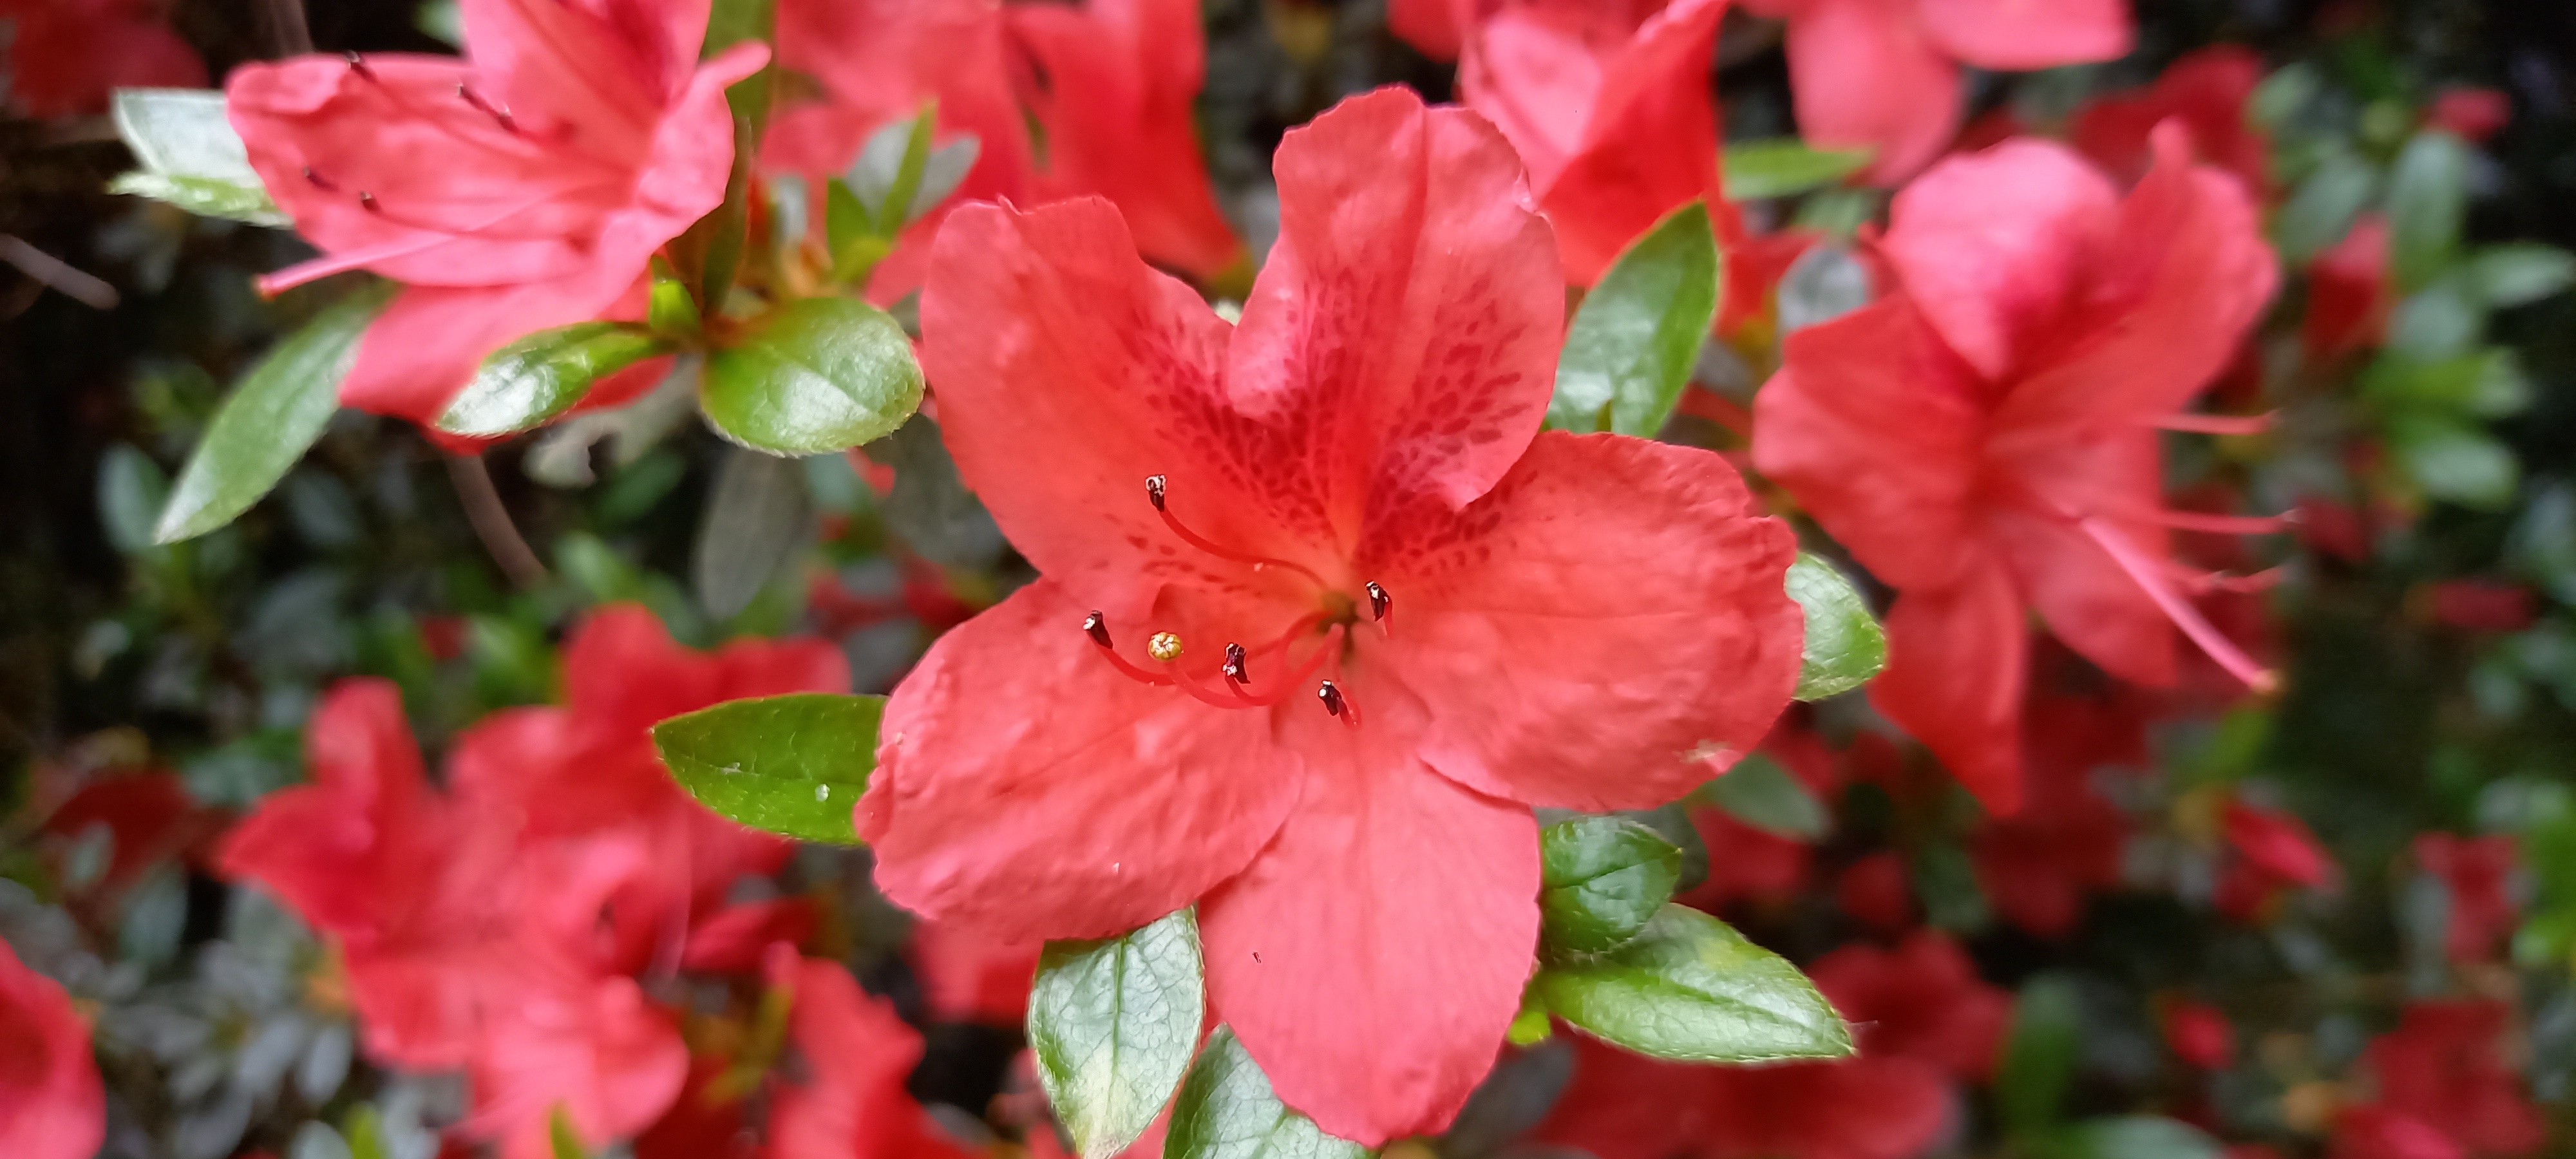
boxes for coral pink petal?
[1227,86,1564,538]
[1535,0,1728,283]
[1985,430,2178,688]
[857,580,1302,944]
[770,957,976,1159]
[1779,0,1962,184]
[1882,139,2120,383]
[1379,432,1801,812]
[1388,0,1474,60]
[1917,0,2133,70]
[1750,297,1984,590]
[766,0,1034,198]
[1871,562,2028,813]
[468,975,688,1159]
[0,941,105,1159]
[1457,3,1616,192]
[459,0,696,147]
[1200,713,1539,1144]
[337,269,643,424]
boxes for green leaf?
[1532,904,1851,1062]
[99,444,170,556]
[2387,131,2472,291]
[1548,202,1720,437]
[2385,279,2485,360]
[1786,552,1886,699]
[703,297,924,454]
[1030,909,1206,1159]
[846,108,980,234]
[692,447,813,619]
[2072,1117,2224,1159]
[1701,754,1829,841]
[650,692,884,843]
[2269,151,2374,264]
[156,283,395,543]
[416,0,462,46]
[1539,816,1683,959]
[648,259,703,337]
[109,88,289,226]
[548,1106,589,1159]
[1723,138,1873,200]
[1164,1026,1367,1159]
[2466,243,2576,308]
[437,323,670,438]
[2392,418,2518,511]
[1997,974,2082,1137]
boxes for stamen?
[2108,505,2295,536]
[1223,643,1249,684]
[1365,582,1391,623]
[1083,610,1112,648]
[1148,632,1184,662]
[2078,516,2278,694]
[302,166,337,192]
[1317,681,1347,717]
[1142,475,1329,588]
[2166,563,2284,595]
[357,191,382,214]
[1079,612,1173,686]
[2154,411,2273,436]
[458,84,519,133]
[345,52,377,81]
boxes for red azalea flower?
[2414,834,2517,963]
[1533,1035,1951,1159]
[0,941,103,1159]
[2423,582,2537,633]
[2162,999,2233,1069]
[2333,1106,2467,1159]
[765,0,1036,302]
[2304,214,2394,359]
[1457,0,1731,285]
[1836,852,1917,932]
[1684,806,1814,910]
[2362,1002,2546,1157]
[906,919,1041,1026]
[226,0,766,428]
[2072,46,2268,195]
[2213,797,2332,921]
[2424,88,2511,144]
[1752,129,2279,811]
[764,950,977,1159]
[0,0,202,116]
[39,770,216,901]
[635,1057,758,1159]
[1739,0,2133,182]
[864,87,1804,1142]
[1810,931,2009,1081]
[1007,0,1247,283]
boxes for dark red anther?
[1317,681,1347,717]
[458,84,519,133]
[302,166,337,191]
[357,191,381,214]
[1223,643,1249,684]
[1365,581,1390,621]
[1144,475,1168,511]
[1082,610,1113,649]
[345,52,377,80]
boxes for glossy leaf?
[2392,417,2518,511]
[1548,202,1720,437]
[1702,755,1829,841]
[437,323,669,438]
[109,88,289,227]
[1532,904,1851,1062]
[1164,1026,1367,1159]
[1723,138,1872,200]
[2387,131,2471,291]
[1030,908,1204,1159]
[846,108,980,234]
[702,297,924,455]
[1786,552,1886,699]
[650,692,884,843]
[1539,816,1682,959]
[156,283,395,543]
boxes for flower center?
[1076,476,1394,724]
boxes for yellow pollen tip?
[1148,632,1184,662]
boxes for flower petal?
[1778,0,1962,184]
[1200,715,1539,1144]
[1227,86,1565,542]
[1458,3,1618,193]
[0,940,105,1159]
[1532,0,1728,283]
[1916,0,2132,71]
[1376,431,1802,812]
[858,580,1300,943]
[1987,431,2176,688]
[1881,139,2121,383]
[1750,297,1984,590]
[338,271,645,424]
[1870,561,2027,812]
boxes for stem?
[446,454,549,589]
[263,0,313,55]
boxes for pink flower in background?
[1810,930,2009,1080]
[0,940,102,1159]
[2304,214,2393,359]
[1007,0,1246,283]
[764,950,977,1159]
[1752,129,2277,810]
[1740,0,2134,182]
[0,0,202,116]
[2163,999,2233,1069]
[907,920,1040,1026]
[2073,45,2268,194]
[2214,798,2333,921]
[870,87,1803,1141]
[2414,834,2517,963]
[2425,88,2511,144]
[2358,1002,2546,1158]
[1534,1035,1949,1159]
[227,0,766,427]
